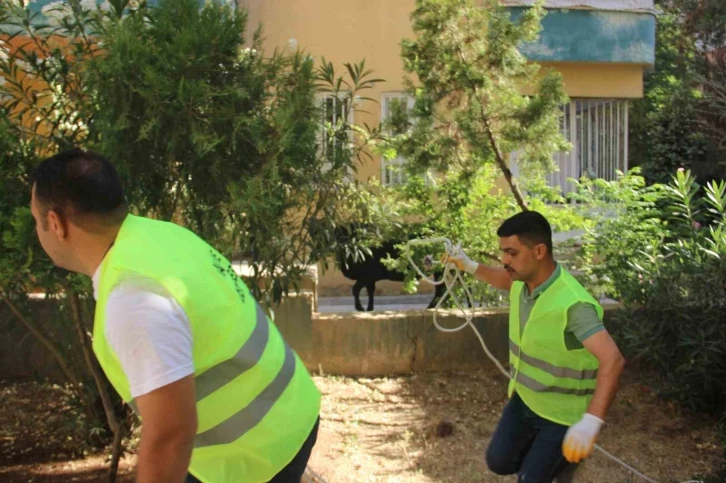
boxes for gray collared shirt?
[519,263,604,350]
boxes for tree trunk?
[68,292,124,483]
[455,39,529,213]
[108,423,125,483]
[1,295,96,423]
[484,121,529,212]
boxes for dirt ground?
[0,381,136,483]
[0,369,722,483]
[306,370,723,483]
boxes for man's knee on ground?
[485,444,518,476]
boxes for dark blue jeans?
[486,393,571,483]
[186,416,320,483]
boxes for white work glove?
[562,413,604,463]
[443,245,478,274]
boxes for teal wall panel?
[509,7,655,65]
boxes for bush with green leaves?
[0,1,120,446]
[1,0,386,302]
[84,0,390,303]
[359,163,590,309]
[629,1,726,183]
[575,168,726,417]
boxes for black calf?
[334,228,447,311]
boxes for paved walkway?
[317,293,437,313]
[317,293,618,313]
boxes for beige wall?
[241,0,644,185]
[240,0,417,78]
[536,62,644,98]
[240,0,419,185]
[240,0,645,100]
[2,293,619,379]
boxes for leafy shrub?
[368,163,590,308]
[575,168,726,417]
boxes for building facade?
[238,0,656,295]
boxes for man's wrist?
[465,260,478,274]
[583,412,605,427]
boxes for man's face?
[498,235,546,282]
[30,186,69,269]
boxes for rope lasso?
[403,237,702,483]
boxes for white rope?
[404,237,703,483]
[405,238,511,378]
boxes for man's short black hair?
[32,148,128,229]
[497,210,553,256]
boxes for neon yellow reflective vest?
[92,215,321,483]
[508,268,603,426]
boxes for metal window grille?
[318,93,353,172]
[548,99,629,195]
[381,93,415,186]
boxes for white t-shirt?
[92,268,195,399]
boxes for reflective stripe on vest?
[196,342,297,448]
[125,304,298,448]
[509,339,598,381]
[195,304,270,402]
[513,371,596,396]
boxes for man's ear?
[47,210,67,241]
[534,243,548,260]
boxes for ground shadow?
[0,466,134,483]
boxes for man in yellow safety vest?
[30,148,322,483]
[447,210,625,483]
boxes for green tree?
[87,0,385,304]
[364,0,585,304]
[702,66,726,152]
[663,0,726,53]
[629,6,711,183]
[393,0,568,209]
[1,2,144,478]
[629,0,726,184]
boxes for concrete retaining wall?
[270,294,623,376]
[305,309,510,375]
[1,294,622,381]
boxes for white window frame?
[316,91,355,175]
[380,92,416,186]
